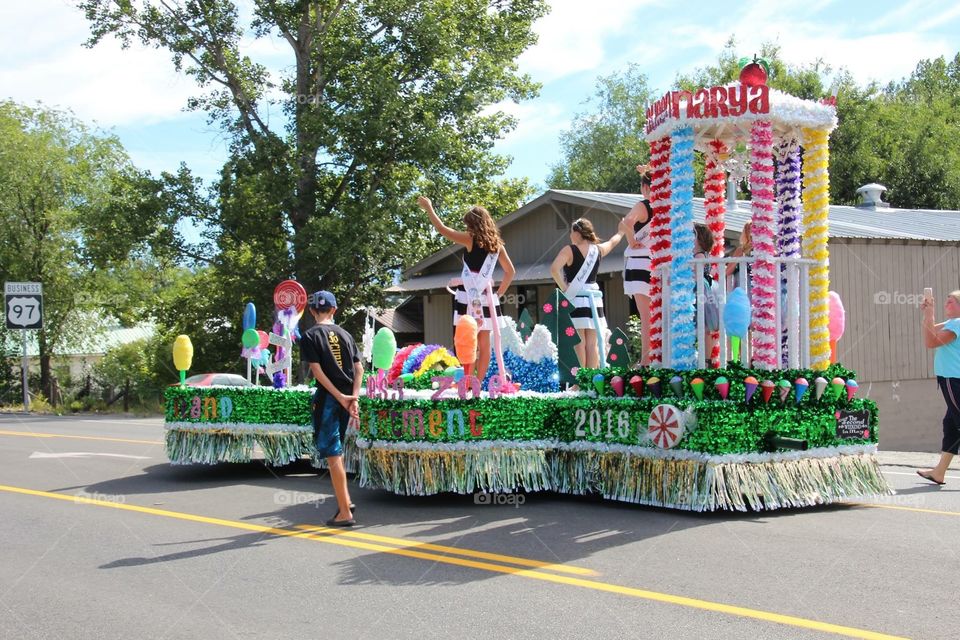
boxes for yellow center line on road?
[0,483,907,640]
[290,524,595,576]
[852,502,960,517]
[0,429,162,446]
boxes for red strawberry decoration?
[738,55,770,87]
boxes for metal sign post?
[5,282,43,411]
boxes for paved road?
[1,414,957,640]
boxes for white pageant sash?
[563,243,600,301]
[460,251,499,320]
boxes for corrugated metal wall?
[829,239,960,382]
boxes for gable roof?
[400,189,960,287]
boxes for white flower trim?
[390,388,586,401]
[645,86,837,141]
[166,421,311,434]
[356,436,877,463]
[174,384,315,393]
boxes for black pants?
[938,376,960,454]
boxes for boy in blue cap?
[301,290,361,526]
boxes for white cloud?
[0,0,203,125]
[0,0,296,127]
[485,99,569,147]
[518,0,659,82]
[728,23,953,86]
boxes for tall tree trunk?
[38,331,51,404]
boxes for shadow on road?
[59,459,884,584]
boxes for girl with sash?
[418,196,516,382]
[618,165,653,365]
[550,218,623,369]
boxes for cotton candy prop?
[454,315,479,377]
[828,291,845,364]
[723,287,752,363]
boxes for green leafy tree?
[831,53,960,209]
[547,64,654,192]
[79,0,546,323]
[0,101,158,400]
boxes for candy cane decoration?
[802,127,832,370]
[648,404,685,449]
[749,120,778,369]
[648,136,672,366]
[669,125,696,370]
[704,140,727,368]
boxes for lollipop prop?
[267,280,306,387]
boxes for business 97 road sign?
[4,282,43,330]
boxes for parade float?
[164,58,893,511]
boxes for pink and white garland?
[748,120,778,369]
[704,140,727,368]
[647,136,672,365]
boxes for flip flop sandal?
[325,516,356,527]
[917,470,946,485]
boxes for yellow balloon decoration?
[801,127,831,370]
[173,335,194,385]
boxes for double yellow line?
[0,429,162,446]
[0,483,908,640]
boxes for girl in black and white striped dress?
[417,196,515,382]
[619,168,653,365]
[550,218,623,369]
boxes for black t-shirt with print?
[300,322,360,395]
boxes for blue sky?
[3,0,959,192]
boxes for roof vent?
[855,183,889,209]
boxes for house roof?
[395,189,960,294]
[3,322,155,358]
[373,308,422,334]
[552,190,960,241]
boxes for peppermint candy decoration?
[274,280,307,313]
[647,404,686,449]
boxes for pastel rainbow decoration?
[748,119,778,369]
[775,140,803,366]
[704,139,727,368]
[802,127,832,370]
[414,346,460,378]
[668,125,697,369]
[401,344,433,376]
[647,135,672,365]
[387,344,421,382]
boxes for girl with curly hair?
[417,196,516,382]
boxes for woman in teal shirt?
[917,290,960,485]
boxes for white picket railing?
[657,256,818,370]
